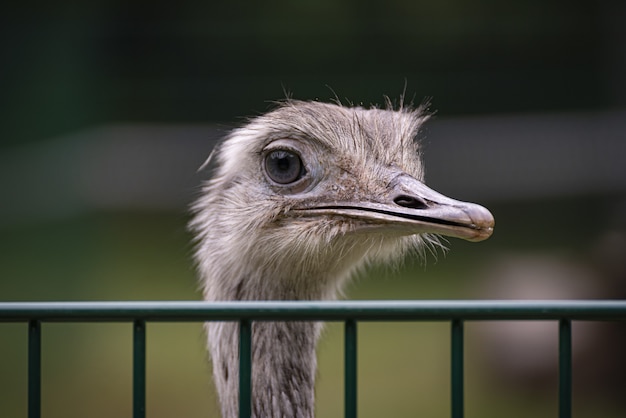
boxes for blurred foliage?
[1,0,620,146]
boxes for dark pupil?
[266,150,303,184]
[276,154,291,171]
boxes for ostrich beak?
[383,174,495,242]
[298,174,494,242]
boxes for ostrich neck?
[206,270,338,418]
[201,233,370,418]
[208,320,320,418]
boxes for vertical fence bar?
[559,319,572,418]
[239,319,252,418]
[344,319,357,418]
[451,319,464,418]
[133,320,146,418]
[28,320,41,418]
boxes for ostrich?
[190,99,494,418]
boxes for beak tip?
[453,203,494,242]
[468,208,495,242]
[468,225,494,242]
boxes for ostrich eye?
[264,150,306,184]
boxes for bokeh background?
[1,1,625,417]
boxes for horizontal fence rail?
[2,300,626,418]
[2,300,626,321]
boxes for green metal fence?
[2,300,626,418]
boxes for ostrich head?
[190,99,494,417]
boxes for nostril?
[393,195,428,210]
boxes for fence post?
[239,319,252,418]
[451,319,464,418]
[559,319,572,418]
[133,320,146,418]
[345,319,357,418]
[28,320,41,418]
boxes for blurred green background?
[1,1,625,417]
